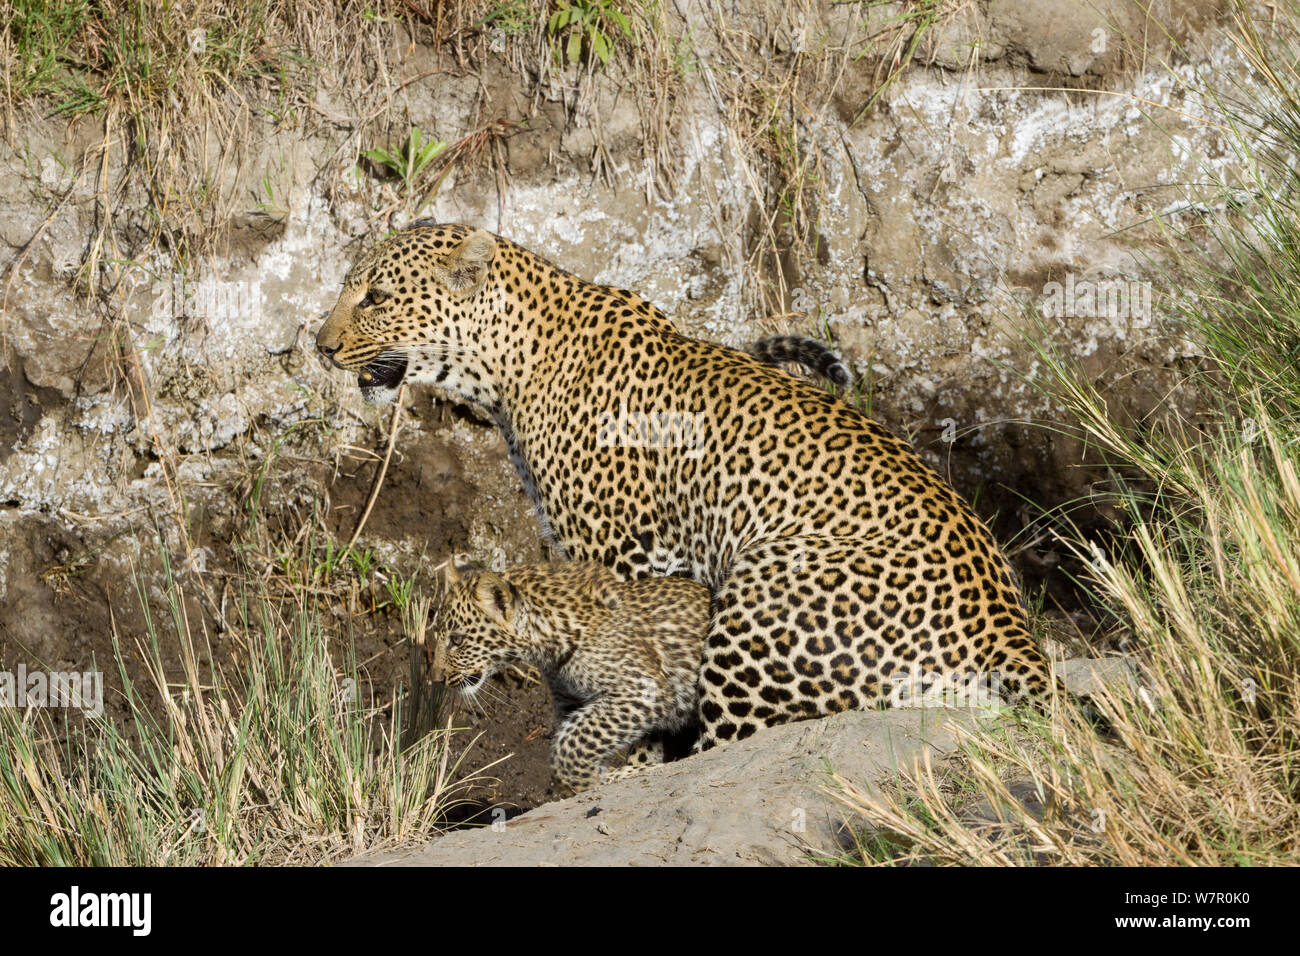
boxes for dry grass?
[832,405,1300,866]
[0,1,693,281]
[0,398,479,864]
[1,1,405,281]
[692,1,970,317]
[0,6,524,868]
[0,524,477,866]
[828,1,1300,867]
[0,1,957,313]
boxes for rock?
[988,0,1144,76]
[346,708,978,867]
[1056,656,1136,698]
[345,657,1132,866]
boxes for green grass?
[4,0,91,103]
[0,526,469,866]
[546,0,639,68]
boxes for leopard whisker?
[366,353,409,371]
[472,680,511,709]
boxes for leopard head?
[315,221,497,405]
[431,555,526,698]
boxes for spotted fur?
[317,222,1056,749]
[747,335,851,386]
[431,558,709,792]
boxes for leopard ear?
[441,228,496,295]
[444,552,478,586]
[581,564,620,610]
[473,571,519,623]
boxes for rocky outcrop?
[346,659,1131,866]
[349,708,972,867]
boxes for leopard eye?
[447,632,466,648]
[359,289,390,308]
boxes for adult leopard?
[316,221,1055,747]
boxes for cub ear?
[444,552,479,587]
[442,228,496,295]
[582,564,620,611]
[473,571,519,624]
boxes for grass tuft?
[0,524,472,866]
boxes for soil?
[0,370,561,812]
[316,394,561,809]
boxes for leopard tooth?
[360,370,373,383]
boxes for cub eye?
[447,632,466,648]
[359,289,390,308]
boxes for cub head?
[315,221,497,405]
[431,555,525,698]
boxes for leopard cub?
[431,557,710,793]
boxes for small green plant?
[255,169,290,218]
[670,29,698,77]
[384,572,417,615]
[482,0,536,37]
[314,537,344,581]
[362,127,448,194]
[349,546,377,582]
[547,0,637,68]
[244,420,322,524]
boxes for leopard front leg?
[551,695,662,793]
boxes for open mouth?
[448,672,483,694]
[357,354,408,391]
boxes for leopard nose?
[315,311,340,358]
[315,337,347,372]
